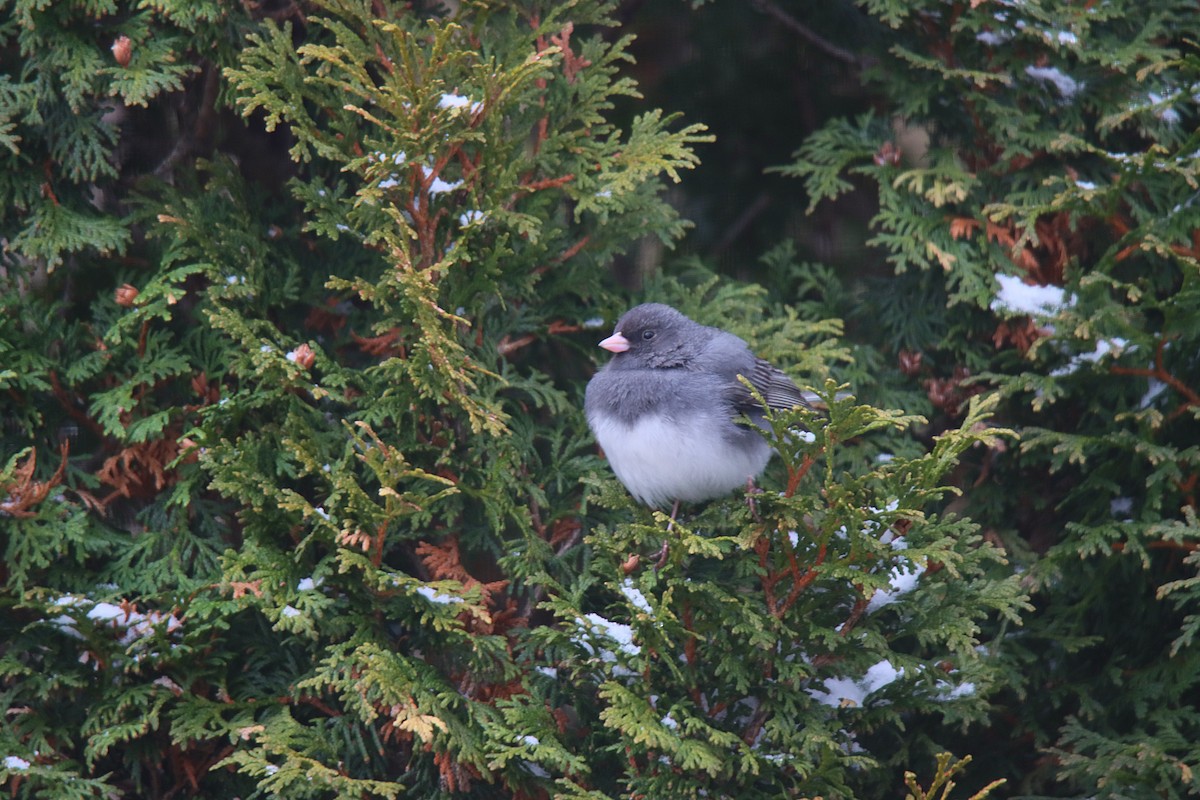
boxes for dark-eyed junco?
[585,303,813,511]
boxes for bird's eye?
[642,330,655,340]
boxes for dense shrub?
[777,1,1200,795]
[3,1,1194,799]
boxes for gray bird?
[584,303,813,512]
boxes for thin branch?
[711,191,771,258]
[750,0,867,69]
[1110,336,1200,421]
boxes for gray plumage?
[584,303,812,508]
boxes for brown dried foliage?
[0,443,69,518]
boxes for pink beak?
[598,332,630,353]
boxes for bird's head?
[597,303,701,368]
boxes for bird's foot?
[744,479,763,522]
[745,478,763,523]
[654,499,680,570]
[653,540,670,571]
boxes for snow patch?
[1110,497,1133,519]
[1140,378,1167,408]
[1025,65,1082,99]
[809,659,903,708]
[429,177,462,195]
[1050,338,1127,377]
[991,274,1073,316]
[621,579,652,614]
[438,93,483,114]
[866,562,926,613]
[49,595,182,646]
[415,585,464,605]
[976,30,1012,45]
[574,613,641,659]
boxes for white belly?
[589,411,771,508]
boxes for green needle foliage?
[0,1,1050,799]
[779,0,1200,796]
[532,387,1024,799]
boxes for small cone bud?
[111,36,133,67]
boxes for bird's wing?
[728,357,814,414]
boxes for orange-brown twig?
[1110,337,1200,422]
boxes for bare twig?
[750,0,866,69]
[1111,337,1200,422]
[711,191,771,258]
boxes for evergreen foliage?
[4,0,1191,798]
[778,0,1200,796]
